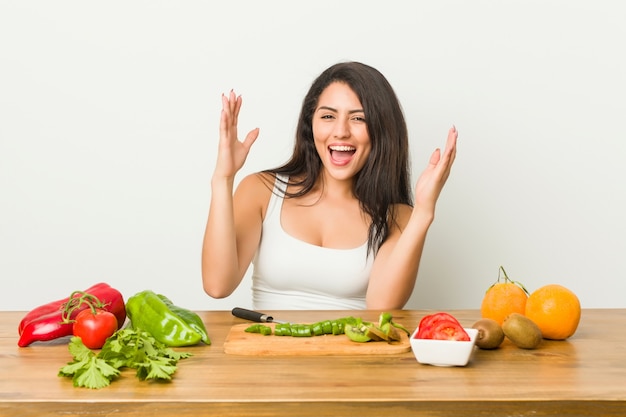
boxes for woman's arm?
[366,126,458,309]
[201,91,262,298]
[201,174,266,298]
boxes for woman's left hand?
[413,126,458,215]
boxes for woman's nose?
[332,119,350,138]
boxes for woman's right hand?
[214,90,260,179]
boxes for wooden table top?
[1,309,625,417]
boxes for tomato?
[415,312,470,341]
[73,308,118,349]
[417,312,461,338]
[430,320,470,341]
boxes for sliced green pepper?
[274,323,292,336]
[321,320,333,334]
[245,323,272,335]
[291,324,312,337]
[311,322,324,336]
[245,316,387,341]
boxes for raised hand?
[214,90,260,179]
[413,126,458,214]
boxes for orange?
[525,284,581,340]
[480,266,529,325]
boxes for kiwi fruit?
[471,318,505,349]
[502,313,543,349]
[344,323,372,343]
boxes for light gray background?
[2,1,624,311]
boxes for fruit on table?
[481,266,529,325]
[471,318,504,349]
[502,313,542,349]
[73,308,118,349]
[415,312,470,341]
[344,322,372,343]
[525,284,581,340]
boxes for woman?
[202,61,457,310]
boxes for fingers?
[219,90,245,137]
[242,127,260,150]
[428,126,458,166]
[442,125,457,152]
[218,90,259,151]
[221,90,243,124]
[435,126,458,167]
[438,125,458,180]
[428,148,441,166]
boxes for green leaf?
[67,336,94,361]
[161,347,192,360]
[58,358,90,377]
[72,357,118,389]
[59,326,192,389]
[135,357,177,381]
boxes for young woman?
[202,61,457,310]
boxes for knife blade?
[231,307,286,324]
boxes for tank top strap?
[264,174,288,224]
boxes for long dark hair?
[263,61,412,255]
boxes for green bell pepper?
[126,290,209,346]
[157,294,211,344]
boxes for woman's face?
[312,82,371,182]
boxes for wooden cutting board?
[223,323,411,356]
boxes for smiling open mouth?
[329,145,356,164]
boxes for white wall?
[1,1,624,312]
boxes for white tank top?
[251,175,373,310]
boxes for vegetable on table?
[272,317,357,337]
[245,323,272,335]
[415,312,470,341]
[73,307,118,349]
[125,290,210,347]
[58,328,192,389]
[157,294,211,344]
[243,313,410,344]
[18,283,126,347]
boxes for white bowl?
[410,327,478,367]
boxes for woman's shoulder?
[238,171,274,186]
[234,172,278,216]
[235,172,276,196]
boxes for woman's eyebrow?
[317,106,364,114]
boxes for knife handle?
[232,307,274,323]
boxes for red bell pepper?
[17,282,126,347]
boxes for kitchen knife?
[231,307,286,324]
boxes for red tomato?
[416,312,469,341]
[417,312,460,338]
[430,320,470,341]
[73,308,118,349]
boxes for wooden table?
[1,309,625,417]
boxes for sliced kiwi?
[344,323,372,343]
[365,325,387,341]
